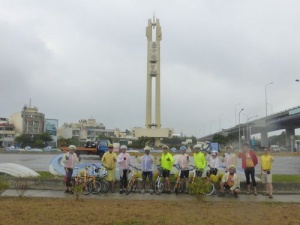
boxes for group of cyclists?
[62,143,242,196]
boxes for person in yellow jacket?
[193,145,207,177]
[160,145,174,194]
[102,144,117,193]
[261,147,274,198]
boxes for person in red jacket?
[238,143,258,195]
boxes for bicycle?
[153,164,165,195]
[190,165,215,196]
[66,167,94,195]
[125,164,142,195]
[173,165,193,195]
[92,164,110,194]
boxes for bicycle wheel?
[205,182,215,196]
[81,181,93,195]
[91,181,102,194]
[100,179,110,193]
[155,182,164,195]
[125,183,133,195]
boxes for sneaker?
[253,192,258,196]
[140,189,145,194]
[64,190,70,193]
[150,189,154,195]
[166,190,171,194]
[111,189,115,193]
[119,190,123,194]
[69,191,74,194]
[246,191,251,195]
[269,195,273,199]
[233,191,238,198]
[218,192,225,197]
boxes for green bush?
[0,178,10,195]
[188,178,211,200]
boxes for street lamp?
[219,114,224,130]
[235,103,241,126]
[247,115,258,142]
[210,121,214,134]
[265,82,273,146]
[238,108,244,151]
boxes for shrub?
[15,177,28,197]
[188,178,212,201]
[0,178,10,195]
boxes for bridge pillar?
[261,129,268,147]
[285,128,295,149]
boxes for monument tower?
[145,16,162,129]
[132,16,173,146]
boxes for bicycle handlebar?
[129,164,142,171]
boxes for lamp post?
[265,82,273,146]
[235,103,241,126]
[238,108,244,151]
[210,121,214,134]
[247,115,258,142]
[219,114,224,131]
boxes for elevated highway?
[199,105,300,148]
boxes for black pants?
[245,167,256,186]
[119,169,129,189]
[65,168,73,187]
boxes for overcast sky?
[1,0,300,137]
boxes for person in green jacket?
[160,145,174,194]
[193,145,207,177]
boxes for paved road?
[0,152,299,174]
[2,189,300,203]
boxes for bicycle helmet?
[144,146,151,151]
[68,145,76,150]
[180,146,187,151]
[162,145,169,150]
[120,145,127,150]
[193,145,201,150]
[108,144,114,148]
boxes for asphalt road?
[0,152,299,174]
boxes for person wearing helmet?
[160,145,174,194]
[102,144,117,193]
[207,151,220,175]
[137,146,155,194]
[62,145,80,194]
[193,145,207,177]
[174,146,190,193]
[117,145,131,194]
[218,165,241,197]
[222,146,237,172]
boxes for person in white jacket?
[117,145,131,194]
[137,146,155,194]
[62,145,80,194]
[218,165,241,197]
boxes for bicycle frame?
[125,164,142,195]
[154,164,164,195]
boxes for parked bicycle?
[92,164,110,194]
[66,167,93,195]
[173,165,193,195]
[153,164,164,195]
[125,164,142,195]
[190,165,215,196]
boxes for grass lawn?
[0,197,299,225]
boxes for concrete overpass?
[198,105,300,148]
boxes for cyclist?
[174,146,190,193]
[218,165,241,197]
[62,145,80,194]
[117,145,131,194]
[160,145,174,194]
[222,145,237,172]
[137,146,155,194]
[193,145,207,177]
[102,144,117,193]
[207,151,220,175]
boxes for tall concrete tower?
[145,16,162,129]
[132,17,172,147]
